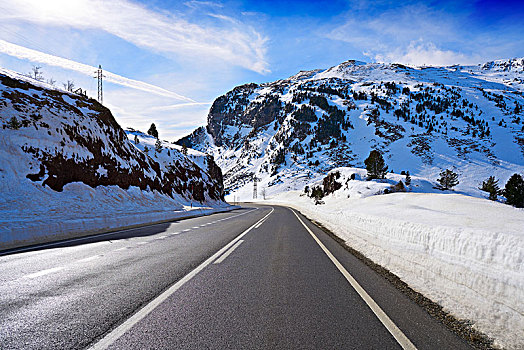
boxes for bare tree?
[28,65,44,81]
[63,80,75,92]
[260,187,266,200]
[46,77,56,86]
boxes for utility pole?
[94,65,104,104]
[253,175,258,200]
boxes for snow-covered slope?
[0,69,226,249]
[178,58,524,198]
[264,169,524,349]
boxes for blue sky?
[0,0,522,140]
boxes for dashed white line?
[156,235,167,240]
[213,240,244,264]
[24,267,64,279]
[77,255,100,263]
[170,232,180,235]
[89,207,273,350]
[182,229,191,232]
[254,216,269,229]
[136,242,148,246]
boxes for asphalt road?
[0,205,473,349]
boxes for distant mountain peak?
[177,56,524,196]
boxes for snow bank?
[0,179,233,251]
[258,177,523,349]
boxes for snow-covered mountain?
[0,68,225,247]
[177,58,524,197]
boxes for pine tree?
[181,144,188,155]
[143,145,149,155]
[479,176,500,201]
[7,116,21,129]
[147,123,158,138]
[364,150,388,180]
[405,171,412,186]
[134,135,139,144]
[503,174,524,208]
[436,169,459,190]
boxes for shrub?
[323,171,342,195]
[389,180,407,193]
[7,116,21,129]
[405,171,412,186]
[310,186,324,204]
[155,139,163,153]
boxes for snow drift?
[263,169,524,349]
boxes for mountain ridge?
[177,57,524,197]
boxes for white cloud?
[0,39,194,101]
[0,0,269,74]
[149,102,212,112]
[326,4,484,66]
[103,88,211,141]
[371,41,483,67]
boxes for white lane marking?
[156,235,167,240]
[115,247,128,251]
[136,242,148,245]
[2,209,256,256]
[77,255,100,263]
[170,232,180,235]
[213,240,244,264]
[291,209,417,350]
[254,216,268,229]
[182,229,191,232]
[192,226,199,229]
[89,207,273,350]
[24,266,64,279]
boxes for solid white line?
[291,210,417,350]
[89,207,273,350]
[213,240,244,264]
[24,266,64,279]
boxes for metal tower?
[95,65,104,104]
[253,175,258,199]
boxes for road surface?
[0,205,472,349]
